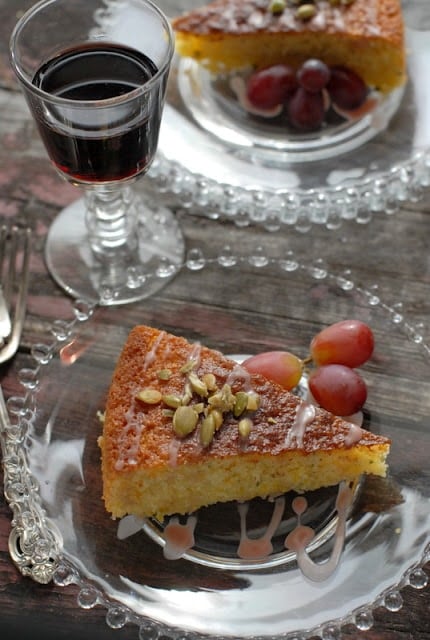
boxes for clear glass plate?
[146,0,430,229]
[2,245,430,639]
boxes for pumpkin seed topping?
[181,382,193,406]
[269,0,286,14]
[202,373,217,391]
[296,3,316,20]
[238,418,253,439]
[207,383,236,413]
[233,391,249,418]
[188,371,208,397]
[157,368,172,380]
[180,359,198,374]
[200,414,216,447]
[209,408,223,431]
[246,392,260,411]
[136,388,162,404]
[162,394,182,409]
[173,405,199,437]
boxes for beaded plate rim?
[1,256,429,640]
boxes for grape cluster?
[243,320,374,417]
[245,59,368,131]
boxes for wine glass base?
[45,195,185,305]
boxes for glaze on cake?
[99,325,390,521]
[172,0,406,94]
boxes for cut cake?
[172,0,406,94]
[99,326,390,520]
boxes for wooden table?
[1,1,429,639]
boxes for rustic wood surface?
[1,1,430,639]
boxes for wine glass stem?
[85,185,137,260]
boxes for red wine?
[32,43,160,183]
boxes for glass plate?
[2,245,430,640]
[145,0,430,229]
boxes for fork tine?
[0,225,8,296]
[0,225,7,266]
[0,226,31,364]
[0,226,11,343]
[4,226,19,310]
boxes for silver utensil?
[0,286,11,341]
[0,225,31,364]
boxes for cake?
[172,0,406,95]
[99,325,390,521]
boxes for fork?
[0,225,31,364]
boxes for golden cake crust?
[172,0,406,93]
[100,326,390,520]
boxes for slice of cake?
[172,0,406,95]
[99,325,390,521]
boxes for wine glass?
[10,0,183,305]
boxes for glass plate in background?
[144,0,430,228]
[2,248,430,639]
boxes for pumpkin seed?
[296,3,316,20]
[157,368,172,380]
[193,402,205,414]
[200,414,216,447]
[136,388,162,404]
[181,382,193,405]
[188,371,208,397]
[269,0,286,14]
[162,394,182,409]
[238,417,253,439]
[173,405,199,437]
[202,373,217,391]
[246,392,260,411]
[210,408,224,431]
[233,391,249,418]
[208,383,236,413]
[180,359,197,374]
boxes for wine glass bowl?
[10,0,183,305]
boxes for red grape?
[309,365,367,416]
[297,59,330,93]
[326,66,368,110]
[310,319,374,368]
[246,65,297,109]
[286,87,325,131]
[242,350,303,391]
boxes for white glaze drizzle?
[312,3,327,30]
[365,0,380,36]
[285,401,316,448]
[237,496,285,559]
[163,515,197,560]
[168,437,181,467]
[285,481,354,581]
[332,8,345,31]
[226,363,253,390]
[278,9,298,30]
[117,515,144,540]
[115,397,146,471]
[344,422,364,447]
[143,331,166,370]
[187,341,202,369]
[343,410,364,447]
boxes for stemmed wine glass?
[10,0,183,305]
